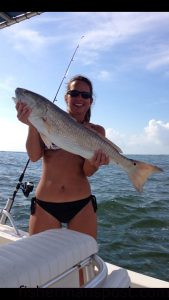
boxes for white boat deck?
[0,224,168,288]
[106,262,169,288]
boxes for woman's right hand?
[15,101,32,126]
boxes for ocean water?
[0,151,169,282]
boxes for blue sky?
[0,12,169,154]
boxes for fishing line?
[0,36,84,225]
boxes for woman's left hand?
[89,149,109,168]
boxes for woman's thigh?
[29,203,61,235]
[68,201,97,239]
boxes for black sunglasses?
[67,90,91,99]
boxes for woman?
[16,75,109,239]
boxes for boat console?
[0,228,108,287]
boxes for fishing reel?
[20,182,34,197]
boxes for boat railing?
[41,254,108,288]
[0,199,21,236]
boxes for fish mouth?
[15,87,23,94]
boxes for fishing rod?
[0,36,84,226]
[53,35,84,103]
[0,159,32,225]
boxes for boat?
[0,199,169,289]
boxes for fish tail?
[127,160,163,192]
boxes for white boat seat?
[0,228,98,287]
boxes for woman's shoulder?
[87,122,105,136]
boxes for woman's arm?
[26,125,44,162]
[16,101,44,162]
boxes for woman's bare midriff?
[35,149,92,202]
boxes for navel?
[60,185,65,192]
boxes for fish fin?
[12,97,17,104]
[41,116,52,133]
[127,160,163,192]
[40,133,53,148]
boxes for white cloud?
[106,119,169,154]
[146,49,169,71]
[96,70,111,81]
[4,27,64,57]
[145,119,169,146]
[3,12,169,68]
[0,119,27,152]
[77,12,169,63]
[4,28,46,54]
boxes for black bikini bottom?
[30,195,97,223]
